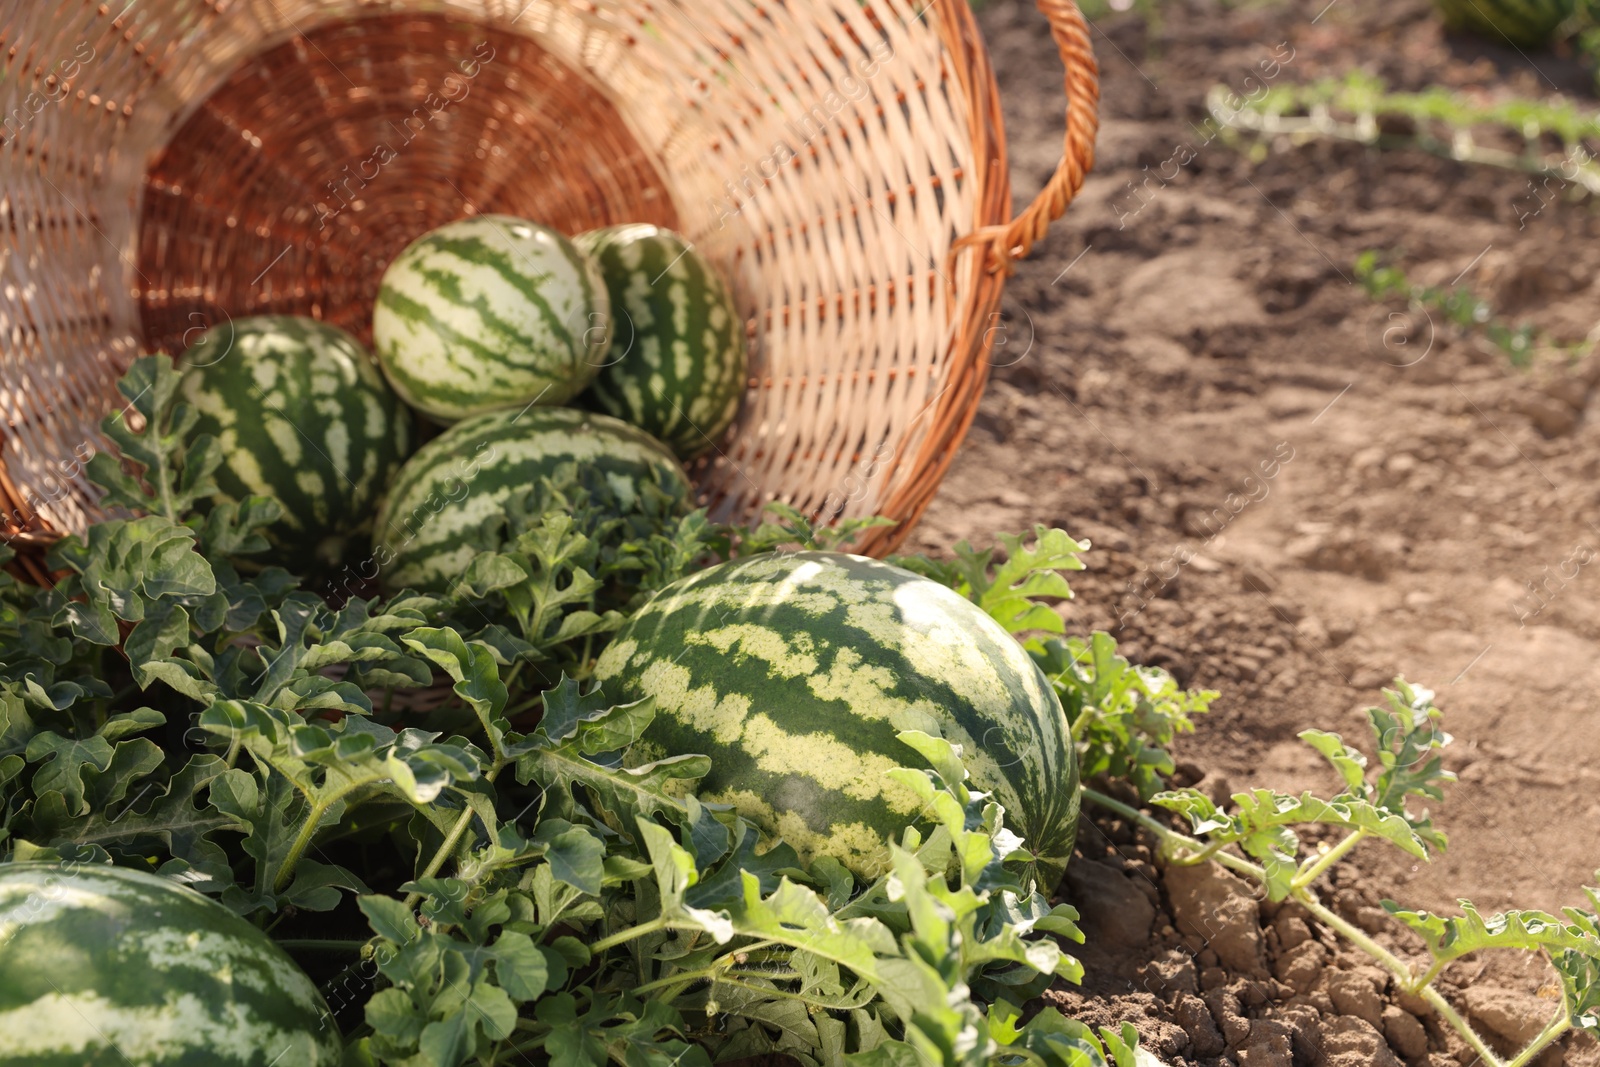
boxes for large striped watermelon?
[0,863,341,1065]
[1432,0,1573,45]
[373,406,692,593]
[179,315,413,572]
[574,225,747,459]
[593,551,1079,882]
[372,215,611,421]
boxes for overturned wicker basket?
[0,0,1096,582]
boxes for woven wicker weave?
[0,0,1096,582]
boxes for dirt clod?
[1272,912,1312,952]
[1063,859,1156,952]
[1324,969,1386,1029]
[1384,1004,1431,1060]
[1138,950,1200,997]
[1511,393,1579,438]
[1235,1018,1294,1067]
[1273,939,1326,994]
[1319,1016,1404,1067]
[1163,860,1269,978]
[1204,987,1251,1048]
[1463,985,1551,1046]
[1276,1003,1322,1063]
[1173,992,1226,1058]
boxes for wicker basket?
[0,0,1097,582]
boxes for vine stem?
[1505,1014,1571,1067]
[632,964,800,998]
[641,971,858,1012]
[275,798,334,893]
[1292,828,1366,890]
[1080,788,1265,882]
[1419,985,1505,1067]
[403,760,507,909]
[402,805,477,909]
[590,916,670,954]
[275,939,367,952]
[1080,787,1515,1067]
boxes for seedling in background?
[1212,69,1600,196]
[1356,250,1539,366]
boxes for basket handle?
[960,0,1100,274]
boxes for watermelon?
[593,551,1079,882]
[1432,0,1572,46]
[0,862,341,1065]
[373,406,692,593]
[372,215,611,421]
[179,315,413,572]
[574,225,747,459]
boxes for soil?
[913,0,1600,1062]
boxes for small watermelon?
[593,551,1079,882]
[179,315,413,572]
[0,862,341,1065]
[574,225,746,459]
[373,406,691,593]
[372,215,611,422]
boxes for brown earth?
[914,0,1600,1062]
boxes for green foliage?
[1037,632,1214,800]
[1384,884,1600,1041]
[1356,251,1539,366]
[740,501,897,556]
[0,358,1147,1067]
[1151,681,1452,899]
[336,716,1124,1067]
[1431,0,1574,47]
[1212,67,1600,202]
[86,355,224,522]
[894,526,1087,639]
[1385,885,1600,968]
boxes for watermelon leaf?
[531,819,606,896]
[87,354,223,521]
[1383,890,1600,966]
[1556,947,1600,1035]
[1379,885,1600,1042]
[515,697,708,837]
[196,699,480,912]
[741,502,897,556]
[533,674,615,745]
[892,525,1086,638]
[1039,631,1215,800]
[22,708,165,816]
[402,628,510,757]
[26,752,242,885]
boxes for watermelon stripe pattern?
[374,407,691,592]
[180,316,413,571]
[575,226,746,459]
[594,552,1079,881]
[0,863,341,1065]
[373,215,611,421]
